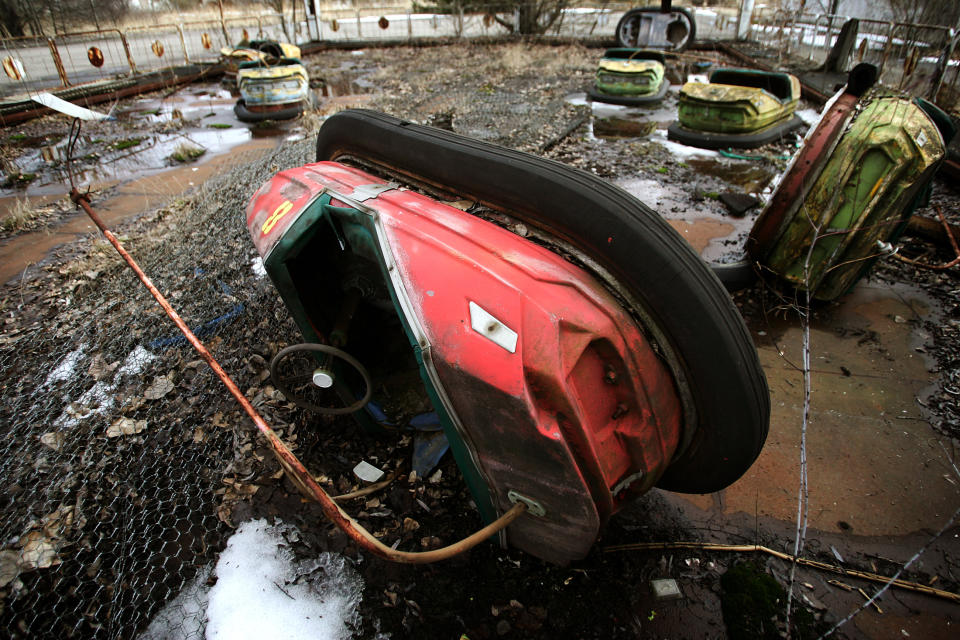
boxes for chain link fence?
[0,139,314,638]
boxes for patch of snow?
[649,129,718,159]
[118,345,157,377]
[251,256,267,279]
[350,50,365,56]
[44,346,86,387]
[796,108,822,127]
[138,565,211,639]
[205,519,363,640]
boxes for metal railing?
[0,14,285,100]
[751,10,960,102]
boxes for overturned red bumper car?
[245,110,768,564]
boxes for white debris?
[117,345,157,377]
[795,108,822,127]
[31,92,113,121]
[649,129,719,159]
[353,460,385,483]
[251,256,267,278]
[44,346,86,387]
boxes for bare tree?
[886,0,960,26]
[414,0,570,35]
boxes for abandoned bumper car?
[233,41,313,123]
[220,39,301,88]
[668,68,805,149]
[587,49,669,106]
[245,110,769,564]
[745,64,955,301]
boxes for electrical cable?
[67,156,527,564]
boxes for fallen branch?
[602,541,960,604]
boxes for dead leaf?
[193,427,206,443]
[144,374,175,400]
[41,505,75,538]
[0,550,20,587]
[87,355,117,380]
[40,432,65,450]
[18,531,61,570]
[402,517,420,533]
[107,417,147,438]
[216,503,235,528]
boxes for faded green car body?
[677,69,800,133]
[594,49,666,97]
[237,58,310,108]
[750,93,949,300]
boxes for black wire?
[66,117,82,191]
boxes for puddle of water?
[566,88,681,126]
[592,117,657,139]
[7,127,252,198]
[647,128,719,159]
[0,82,318,199]
[685,157,776,193]
[616,175,757,263]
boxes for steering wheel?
[270,343,373,415]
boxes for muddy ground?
[1,42,959,639]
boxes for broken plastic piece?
[353,460,384,483]
[31,92,113,121]
[650,578,682,600]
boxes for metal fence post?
[313,0,323,42]
[47,37,70,87]
[176,24,190,64]
[119,30,138,74]
[927,27,958,101]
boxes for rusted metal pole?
[176,25,190,64]
[69,189,524,563]
[47,38,70,88]
[218,0,231,46]
[119,31,138,74]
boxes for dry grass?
[0,199,44,235]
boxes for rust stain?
[151,40,164,58]
[378,16,390,29]
[201,33,212,50]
